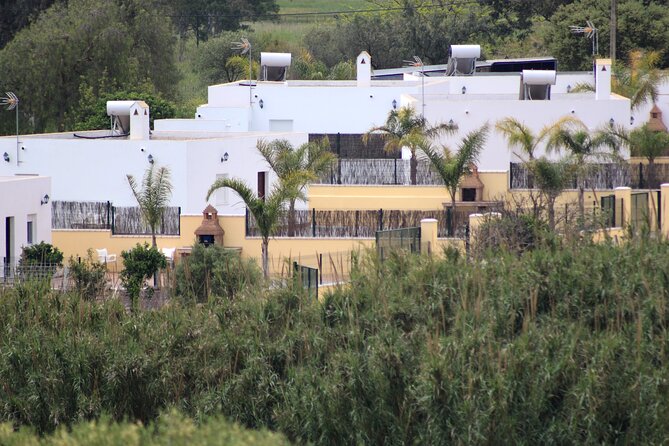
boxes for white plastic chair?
[96,248,117,263]
[161,247,176,266]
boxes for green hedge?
[1,239,669,443]
[0,410,288,445]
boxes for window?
[257,171,267,201]
[26,214,36,245]
[215,174,229,206]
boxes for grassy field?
[276,0,372,14]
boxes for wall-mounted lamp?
[461,86,467,94]
[2,152,8,162]
[221,152,229,162]
[609,118,615,127]
[259,99,264,109]
[147,154,154,164]
[448,119,455,126]
[630,116,635,125]
[392,99,397,109]
[566,84,572,93]
[41,194,49,205]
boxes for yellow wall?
[53,212,465,276]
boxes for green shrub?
[68,250,107,301]
[120,243,166,311]
[0,410,290,445]
[20,242,63,266]
[1,240,669,443]
[175,244,261,303]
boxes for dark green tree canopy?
[0,0,178,134]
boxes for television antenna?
[404,56,425,118]
[570,20,599,57]
[1,92,20,165]
[232,38,254,107]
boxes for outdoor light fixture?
[2,152,8,162]
[449,119,455,126]
[221,152,229,162]
[259,99,264,109]
[609,118,615,127]
[41,194,49,205]
[147,154,154,164]
[630,116,635,125]
[566,84,572,93]
[461,86,467,94]
[392,99,397,109]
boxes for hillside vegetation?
[2,238,669,443]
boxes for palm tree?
[257,138,335,236]
[608,124,669,189]
[364,106,457,185]
[496,117,578,219]
[532,157,572,231]
[126,164,173,249]
[207,177,296,279]
[629,125,669,189]
[545,119,621,224]
[421,124,489,234]
[572,50,667,111]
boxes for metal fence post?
[111,206,115,234]
[378,209,383,231]
[312,208,316,237]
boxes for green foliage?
[120,243,166,309]
[69,87,177,131]
[194,32,261,84]
[175,244,261,303]
[2,240,669,442]
[20,242,63,266]
[127,165,173,248]
[473,211,551,256]
[0,0,178,134]
[544,0,669,70]
[0,0,58,49]
[0,410,289,445]
[68,250,107,301]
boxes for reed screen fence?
[246,208,474,239]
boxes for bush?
[20,242,63,266]
[2,240,669,442]
[68,250,107,301]
[0,410,289,445]
[120,243,166,310]
[175,244,261,303]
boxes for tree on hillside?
[544,0,669,70]
[257,138,335,236]
[0,0,177,134]
[207,177,298,279]
[421,124,489,234]
[127,165,173,249]
[164,0,279,43]
[365,106,457,185]
[0,0,58,49]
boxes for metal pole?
[15,104,19,166]
[610,0,617,62]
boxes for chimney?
[129,101,150,140]
[357,51,371,87]
[595,58,612,100]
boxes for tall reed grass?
[1,238,669,443]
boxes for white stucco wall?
[0,132,308,216]
[0,175,51,265]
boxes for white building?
[0,51,633,218]
[0,175,51,267]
